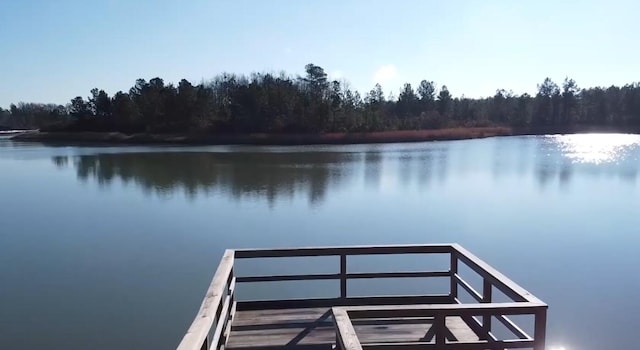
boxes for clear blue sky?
[1,0,638,108]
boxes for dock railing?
[176,244,547,350]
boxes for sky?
[0,0,639,108]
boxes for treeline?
[2,63,640,133]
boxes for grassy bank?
[10,127,513,145]
[12,125,639,146]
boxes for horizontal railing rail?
[233,244,454,258]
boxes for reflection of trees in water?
[56,152,360,206]
[399,149,447,187]
[52,156,69,168]
[365,146,448,190]
[536,159,638,188]
[364,151,382,188]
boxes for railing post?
[482,278,492,337]
[435,313,446,346]
[534,307,547,350]
[340,254,347,299]
[450,250,458,302]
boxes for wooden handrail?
[452,244,542,303]
[176,250,235,350]
[234,244,454,258]
[342,302,546,319]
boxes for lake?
[1,134,639,350]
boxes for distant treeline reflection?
[50,138,638,205]
[52,152,361,205]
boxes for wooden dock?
[176,244,547,350]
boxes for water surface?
[1,134,639,350]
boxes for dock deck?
[176,244,547,350]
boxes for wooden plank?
[455,274,483,302]
[227,325,336,348]
[234,244,454,259]
[361,339,535,349]
[227,309,480,349]
[452,244,544,304]
[177,249,235,350]
[225,346,331,350]
[231,307,333,327]
[230,323,465,349]
[236,295,452,311]
[333,308,363,350]
[446,316,480,342]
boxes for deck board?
[226,307,479,349]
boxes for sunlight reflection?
[548,346,566,350]
[551,133,640,164]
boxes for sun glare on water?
[551,133,640,164]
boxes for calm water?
[1,134,639,350]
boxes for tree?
[301,63,328,95]
[561,77,580,124]
[69,96,91,119]
[537,78,560,98]
[533,78,560,126]
[176,79,197,130]
[5,63,640,134]
[365,84,385,105]
[417,80,436,104]
[112,92,140,132]
[89,88,112,119]
[397,83,419,118]
[437,85,452,118]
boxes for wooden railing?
[176,244,547,350]
[176,250,235,350]
[334,303,547,350]
[233,244,454,310]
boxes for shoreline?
[9,126,639,146]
